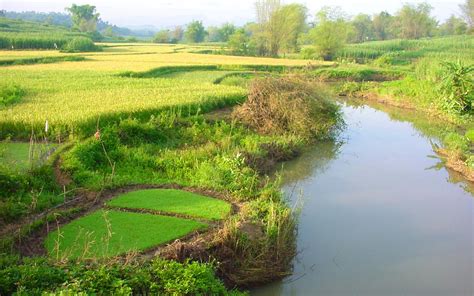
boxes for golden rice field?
[0,44,318,139]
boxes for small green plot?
[107,189,231,220]
[0,142,56,171]
[45,210,206,259]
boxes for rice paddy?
[107,189,232,220]
[44,209,207,259]
[0,43,313,139]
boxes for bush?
[300,46,318,59]
[233,76,341,140]
[0,84,25,108]
[0,256,244,295]
[62,37,101,53]
[438,61,474,115]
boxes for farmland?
[0,37,329,294]
[0,43,313,139]
[1,2,473,295]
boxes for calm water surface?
[253,102,474,296]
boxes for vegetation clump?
[0,255,243,295]
[233,76,341,139]
[62,36,101,52]
[438,60,474,115]
[0,84,25,108]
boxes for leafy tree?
[228,29,252,55]
[309,7,351,60]
[185,20,206,43]
[372,11,394,40]
[276,4,308,53]
[395,3,437,39]
[153,30,171,43]
[206,26,221,42]
[351,14,375,43]
[460,0,474,30]
[255,0,282,56]
[171,26,184,43]
[66,4,99,33]
[439,15,468,36]
[218,23,236,42]
[253,0,307,56]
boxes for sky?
[1,0,466,29]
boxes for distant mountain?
[3,11,155,38]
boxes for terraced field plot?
[45,210,207,259]
[107,189,232,220]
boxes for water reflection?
[253,101,474,296]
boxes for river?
[253,101,474,296]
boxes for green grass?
[45,210,207,259]
[107,189,231,220]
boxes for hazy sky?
[1,0,465,28]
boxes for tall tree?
[460,0,474,30]
[228,28,252,55]
[66,4,99,33]
[395,3,437,39]
[254,0,307,56]
[218,23,236,42]
[276,4,308,53]
[351,14,375,43]
[185,20,206,43]
[153,30,171,43]
[439,15,468,35]
[309,7,351,60]
[254,0,281,56]
[372,11,394,40]
[171,26,184,43]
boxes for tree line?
[154,0,473,60]
[2,0,473,60]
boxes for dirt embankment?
[436,149,474,182]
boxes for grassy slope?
[45,210,207,259]
[107,189,231,220]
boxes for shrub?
[300,46,318,59]
[438,61,474,115]
[0,84,25,108]
[233,76,341,140]
[62,37,101,53]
